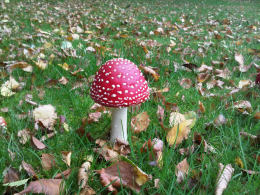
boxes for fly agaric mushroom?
[90,58,149,143]
[0,116,7,133]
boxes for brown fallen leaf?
[61,151,72,167]
[198,101,206,113]
[254,112,260,120]
[197,73,210,83]
[96,160,149,193]
[175,158,189,183]
[94,139,120,161]
[78,161,91,188]
[31,136,46,150]
[233,100,252,114]
[33,105,58,130]
[139,65,160,81]
[79,186,96,195]
[214,114,227,126]
[235,53,251,72]
[17,129,31,144]
[16,179,63,195]
[88,112,102,123]
[113,138,131,156]
[156,105,164,122]
[54,169,71,179]
[179,78,192,89]
[131,112,150,133]
[3,167,19,184]
[41,153,56,170]
[21,161,37,178]
[215,163,234,195]
[58,76,69,85]
[6,61,33,72]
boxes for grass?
[0,0,260,194]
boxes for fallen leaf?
[238,80,253,89]
[254,112,260,120]
[21,161,37,178]
[167,119,193,147]
[33,104,58,130]
[214,114,227,126]
[31,136,46,150]
[233,100,252,114]
[179,78,192,89]
[169,112,185,127]
[54,169,71,179]
[175,158,189,183]
[3,167,19,184]
[58,76,69,85]
[41,153,56,170]
[61,151,72,167]
[197,73,210,83]
[198,101,206,113]
[235,157,244,168]
[88,112,102,123]
[241,169,260,175]
[131,112,150,133]
[97,159,149,193]
[0,76,20,97]
[6,61,33,72]
[35,59,48,70]
[57,63,70,71]
[139,65,160,81]
[156,105,164,122]
[16,179,63,195]
[79,186,96,195]
[78,161,91,188]
[215,163,234,195]
[17,129,31,144]
[94,139,120,161]
[3,178,30,187]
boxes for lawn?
[0,0,260,194]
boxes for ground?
[0,0,259,194]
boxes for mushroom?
[90,58,149,143]
[0,116,7,133]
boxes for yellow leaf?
[57,63,69,71]
[235,157,244,168]
[166,120,193,147]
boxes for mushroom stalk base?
[110,107,127,143]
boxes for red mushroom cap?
[0,116,7,128]
[90,58,149,107]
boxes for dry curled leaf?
[33,104,57,130]
[139,65,160,81]
[17,129,31,145]
[88,112,102,123]
[16,179,63,195]
[131,112,150,133]
[31,136,46,150]
[41,153,56,170]
[97,159,149,193]
[175,158,189,183]
[215,163,234,195]
[156,105,164,122]
[233,100,252,114]
[179,78,192,89]
[3,167,19,184]
[21,161,37,178]
[54,169,71,179]
[94,139,119,161]
[61,151,72,167]
[214,114,227,126]
[78,161,91,188]
[169,112,185,127]
[1,76,20,97]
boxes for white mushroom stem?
[110,107,127,143]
